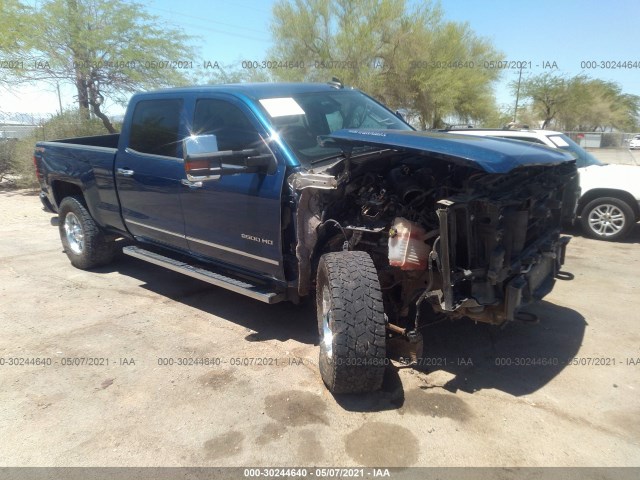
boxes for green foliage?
[5,0,198,132]
[514,73,640,131]
[34,109,107,140]
[32,0,197,94]
[0,0,31,53]
[269,0,503,128]
[513,72,571,129]
[0,0,32,88]
[2,110,106,189]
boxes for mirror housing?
[183,134,277,181]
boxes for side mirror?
[183,134,277,181]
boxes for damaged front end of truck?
[288,129,579,374]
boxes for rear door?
[180,95,286,280]
[115,97,189,250]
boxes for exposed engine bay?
[290,149,579,343]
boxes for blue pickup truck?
[35,82,579,393]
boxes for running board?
[122,246,285,304]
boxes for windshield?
[258,90,412,164]
[548,134,604,168]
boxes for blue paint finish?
[36,142,125,231]
[114,94,189,249]
[179,91,287,279]
[325,129,575,173]
[115,149,189,250]
[36,82,576,288]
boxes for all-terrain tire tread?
[317,251,386,394]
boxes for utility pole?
[56,82,63,115]
[513,66,523,123]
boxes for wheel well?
[578,189,639,218]
[51,181,84,208]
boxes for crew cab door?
[115,98,189,250]
[181,96,286,279]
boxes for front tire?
[58,196,116,269]
[316,251,386,394]
[580,197,635,241]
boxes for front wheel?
[316,251,386,394]
[580,197,635,241]
[58,196,116,269]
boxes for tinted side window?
[129,99,183,157]
[193,99,262,151]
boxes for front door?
[180,97,286,279]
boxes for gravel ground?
[0,189,639,469]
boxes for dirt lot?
[0,188,639,469]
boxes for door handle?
[181,179,203,189]
[117,168,135,177]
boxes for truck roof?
[145,82,346,100]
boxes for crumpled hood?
[323,129,575,174]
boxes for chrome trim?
[181,178,204,189]
[64,212,84,254]
[125,219,279,266]
[186,235,279,266]
[125,218,185,238]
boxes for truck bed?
[50,133,120,149]
[35,134,124,231]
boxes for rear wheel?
[316,251,386,394]
[58,196,116,269]
[580,197,634,241]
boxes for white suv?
[447,128,640,241]
[629,135,640,150]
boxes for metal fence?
[0,124,41,141]
[0,112,45,141]
[564,131,639,149]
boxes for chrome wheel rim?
[321,286,333,359]
[588,204,625,237]
[64,212,84,254]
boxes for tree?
[515,72,640,131]
[559,77,639,132]
[513,72,572,129]
[17,0,197,133]
[404,20,502,128]
[0,0,32,87]
[0,0,29,50]
[269,0,503,128]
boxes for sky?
[2,0,639,119]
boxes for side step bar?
[122,246,285,304]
